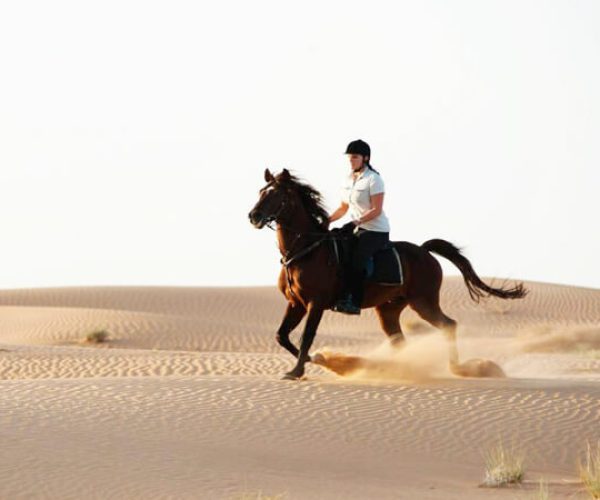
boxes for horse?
[248,168,527,380]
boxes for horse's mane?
[279,172,330,231]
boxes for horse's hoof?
[282,372,301,381]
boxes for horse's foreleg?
[276,302,306,358]
[283,302,324,380]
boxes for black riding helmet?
[344,139,371,159]
[345,139,379,173]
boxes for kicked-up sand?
[0,277,599,499]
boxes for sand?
[0,277,599,499]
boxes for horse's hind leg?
[375,297,407,347]
[410,297,459,367]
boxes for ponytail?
[366,162,379,174]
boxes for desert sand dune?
[0,278,599,499]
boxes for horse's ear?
[280,168,291,182]
[264,168,274,182]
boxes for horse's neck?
[277,210,323,257]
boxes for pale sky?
[0,0,598,290]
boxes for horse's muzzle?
[248,210,267,229]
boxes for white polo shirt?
[342,167,390,232]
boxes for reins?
[266,219,351,302]
[260,181,353,302]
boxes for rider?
[328,139,391,315]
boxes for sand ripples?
[0,280,598,499]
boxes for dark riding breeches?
[347,228,390,306]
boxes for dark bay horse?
[248,168,527,380]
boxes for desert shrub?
[482,439,525,487]
[85,329,109,344]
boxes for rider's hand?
[340,221,357,233]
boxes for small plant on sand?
[85,329,109,344]
[580,441,600,498]
[533,478,549,500]
[482,439,525,487]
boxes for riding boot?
[332,292,361,315]
[332,269,362,315]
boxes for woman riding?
[328,139,391,315]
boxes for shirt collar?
[349,166,369,181]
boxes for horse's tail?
[421,238,527,303]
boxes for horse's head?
[248,168,295,229]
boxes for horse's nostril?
[249,211,263,225]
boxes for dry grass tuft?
[533,478,549,500]
[85,329,110,344]
[482,440,525,487]
[580,441,600,499]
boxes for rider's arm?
[355,193,384,224]
[328,202,349,223]
[354,173,385,225]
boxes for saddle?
[330,232,404,286]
